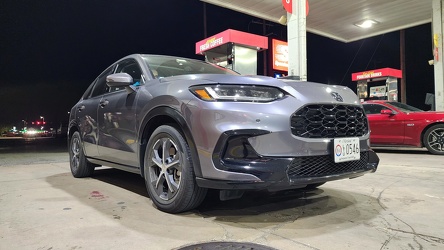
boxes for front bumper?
[194,123,379,191]
[186,98,377,187]
[196,149,379,191]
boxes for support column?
[400,30,407,103]
[432,0,444,111]
[287,0,307,81]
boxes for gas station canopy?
[200,0,432,43]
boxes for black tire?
[423,124,444,155]
[69,131,96,177]
[144,125,207,213]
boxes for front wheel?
[69,131,96,177]
[423,124,444,155]
[144,125,207,213]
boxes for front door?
[97,91,138,167]
[96,59,143,168]
[365,104,405,145]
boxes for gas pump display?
[369,86,386,98]
[357,81,368,99]
[386,77,399,101]
[352,68,402,102]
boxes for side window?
[82,79,96,99]
[363,104,387,115]
[91,66,114,97]
[112,59,143,92]
[108,59,142,92]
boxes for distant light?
[355,19,378,29]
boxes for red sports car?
[362,100,444,155]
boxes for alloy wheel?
[71,137,80,172]
[427,127,444,153]
[148,137,182,201]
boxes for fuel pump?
[195,29,268,75]
[352,68,402,102]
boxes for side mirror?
[106,73,136,94]
[106,73,133,87]
[380,109,394,115]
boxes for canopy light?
[355,19,378,29]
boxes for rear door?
[76,66,114,158]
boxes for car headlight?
[190,85,285,102]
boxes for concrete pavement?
[0,148,443,250]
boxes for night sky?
[0,0,435,130]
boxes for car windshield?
[388,102,423,112]
[142,55,239,79]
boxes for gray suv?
[68,54,379,213]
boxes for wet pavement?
[0,138,443,249]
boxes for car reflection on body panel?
[362,100,444,155]
[68,54,379,213]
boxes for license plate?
[334,137,360,163]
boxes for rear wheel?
[423,124,444,155]
[144,125,207,213]
[69,131,96,177]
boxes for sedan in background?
[362,100,444,155]
[68,54,379,213]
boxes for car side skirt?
[87,157,140,174]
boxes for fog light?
[223,136,261,160]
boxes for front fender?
[138,106,202,178]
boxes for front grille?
[287,151,369,178]
[291,104,368,138]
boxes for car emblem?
[331,92,343,102]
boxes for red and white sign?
[351,68,402,81]
[282,0,292,14]
[272,39,288,72]
[282,0,309,16]
[195,29,268,55]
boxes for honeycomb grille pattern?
[291,104,368,138]
[287,152,369,178]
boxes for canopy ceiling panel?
[201,0,432,42]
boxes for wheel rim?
[427,127,444,152]
[71,137,80,172]
[149,137,182,201]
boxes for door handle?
[100,99,109,108]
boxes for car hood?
[159,74,361,105]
